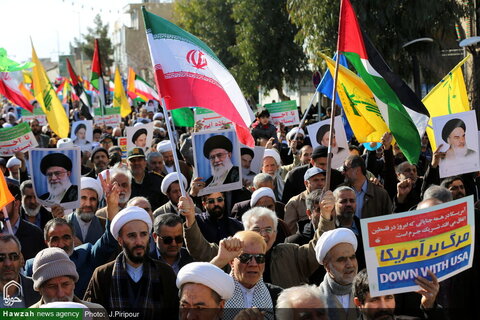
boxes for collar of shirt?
[156,247,181,274]
[2,217,20,235]
[126,263,144,283]
[75,212,92,240]
[238,282,256,308]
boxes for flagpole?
[325,0,344,191]
[2,207,14,234]
[288,90,319,155]
[160,98,186,198]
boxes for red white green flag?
[142,7,254,146]
[0,72,33,112]
[338,0,430,164]
[90,39,107,112]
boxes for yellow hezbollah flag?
[423,55,470,151]
[31,43,69,138]
[114,67,132,117]
[320,53,390,143]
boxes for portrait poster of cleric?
[432,110,479,178]
[29,148,81,210]
[70,120,93,152]
[306,115,349,169]
[126,122,154,153]
[192,129,242,196]
[240,144,265,186]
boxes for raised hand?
[178,195,196,227]
[320,190,335,220]
[211,237,244,268]
[99,170,121,220]
[416,270,439,309]
[189,177,205,197]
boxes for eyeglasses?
[209,152,228,161]
[251,227,274,235]
[0,252,20,263]
[160,235,183,245]
[237,253,266,264]
[45,170,67,178]
[206,197,224,204]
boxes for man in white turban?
[65,177,105,245]
[315,228,359,320]
[84,206,179,318]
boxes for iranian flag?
[338,0,429,164]
[142,7,255,146]
[0,72,33,112]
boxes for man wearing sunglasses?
[211,230,283,319]
[151,213,193,275]
[195,192,243,244]
[0,234,40,308]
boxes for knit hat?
[32,247,79,290]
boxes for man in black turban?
[39,153,78,204]
[132,128,148,148]
[72,122,92,151]
[441,118,476,161]
[202,135,239,187]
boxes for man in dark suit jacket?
[20,180,53,230]
[2,184,45,261]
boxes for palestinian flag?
[67,58,93,120]
[142,7,255,146]
[338,0,429,164]
[90,39,107,113]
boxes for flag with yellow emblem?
[114,67,132,117]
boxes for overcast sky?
[0,0,133,62]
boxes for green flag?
[171,108,194,127]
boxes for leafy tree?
[174,0,307,101]
[74,14,113,74]
[287,0,469,82]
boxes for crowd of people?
[0,101,479,320]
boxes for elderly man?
[179,191,335,288]
[127,147,167,211]
[276,285,328,320]
[0,235,40,308]
[84,206,179,318]
[20,180,52,230]
[261,149,285,201]
[315,228,359,320]
[211,231,283,318]
[203,135,239,187]
[39,153,78,204]
[156,140,192,183]
[441,118,476,161]
[241,147,257,186]
[195,192,243,244]
[66,177,105,245]
[2,183,45,260]
[151,213,194,275]
[153,172,201,218]
[6,157,21,181]
[353,269,444,320]
[342,155,392,218]
[30,247,107,318]
[96,165,132,222]
[316,124,347,157]
[84,147,109,179]
[177,262,234,319]
[284,166,326,233]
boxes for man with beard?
[157,140,192,184]
[66,177,104,245]
[84,206,179,319]
[316,124,347,156]
[72,123,92,151]
[342,155,392,219]
[315,228,359,320]
[442,118,476,162]
[241,147,257,187]
[195,192,243,244]
[146,151,165,175]
[1,183,45,260]
[0,234,40,308]
[353,269,444,320]
[128,147,168,211]
[84,147,109,179]
[151,213,194,275]
[203,135,240,188]
[440,176,466,200]
[20,180,52,230]
[39,153,78,204]
[29,118,49,148]
[153,172,201,218]
[30,247,107,318]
